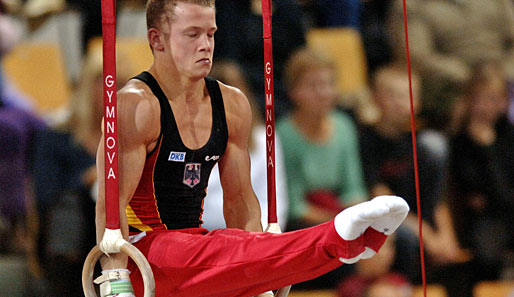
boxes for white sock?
[334,195,409,240]
[334,195,409,263]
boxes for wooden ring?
[82,243,155,297]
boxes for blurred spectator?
[214,0,307,118]
[0,1,18,56]
[0,90,43,251]
[31,46,133,296]
[337,236,412,297]
[279,47,368,230]
[0,80,44,296]
[0,0,44,253]
[0,5,46,296]
[0,0,19,97]
[277,47,367,289]
[448,62,514,283]
[361,0,394,74]
[66,0,101,52]
[202,61,289,231]
[64,0,145,51]
[297,0,362,29]
[388,0,514,130]
[359,63,472,297]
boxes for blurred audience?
[31,46,133,296]
[361,0,394,74]
[388,0,514,130]
[4,0,514,295]
[448,62,514,283]
[214,0,307,118]
[0,5,45,296]
[277,47,367,289]
[67,0,101,52]
[297,0,362,29]
[359,63,472,297]
[337,236,412,297]
[0,73,43,254]
[202,60,289,231]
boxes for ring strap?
[94,270,132,297]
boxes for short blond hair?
[146,0,215,30]
[284,47,336,91]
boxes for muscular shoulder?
[217,81,252,138]
[117,79,161,147]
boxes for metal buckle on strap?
[94,270,131,296]
[94,270,130,284]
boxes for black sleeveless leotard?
[127,72,228,232]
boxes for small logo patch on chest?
[205,155,220,161]
[183,163,201,188]
[169,151,186,162]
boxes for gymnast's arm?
[217,83,263,232]
[96,81,161,269]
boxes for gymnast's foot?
[334,195,409,263]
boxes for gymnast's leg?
[128,196,409,297]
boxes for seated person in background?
[361,0,395,73]
[388,0,514,130]
[359,63,471,297]
[337,235,412,297]
[277,47,368,289]
[277,47,368,232]
[448,62,514,283]
[202,61,289,231]
[0,6,46,295]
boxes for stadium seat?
[3,41,71,114]
[473,281,514,297]
[306,27,368,97]
[87,37,153,75]
[413,284,448,297]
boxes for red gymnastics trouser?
[128,220,387,297]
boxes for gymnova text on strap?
[104,74,117,180]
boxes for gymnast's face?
[166,3,217,80]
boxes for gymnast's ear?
[148,27,165,52]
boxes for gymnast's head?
[145,0,216,77]
[146,0,215,29]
